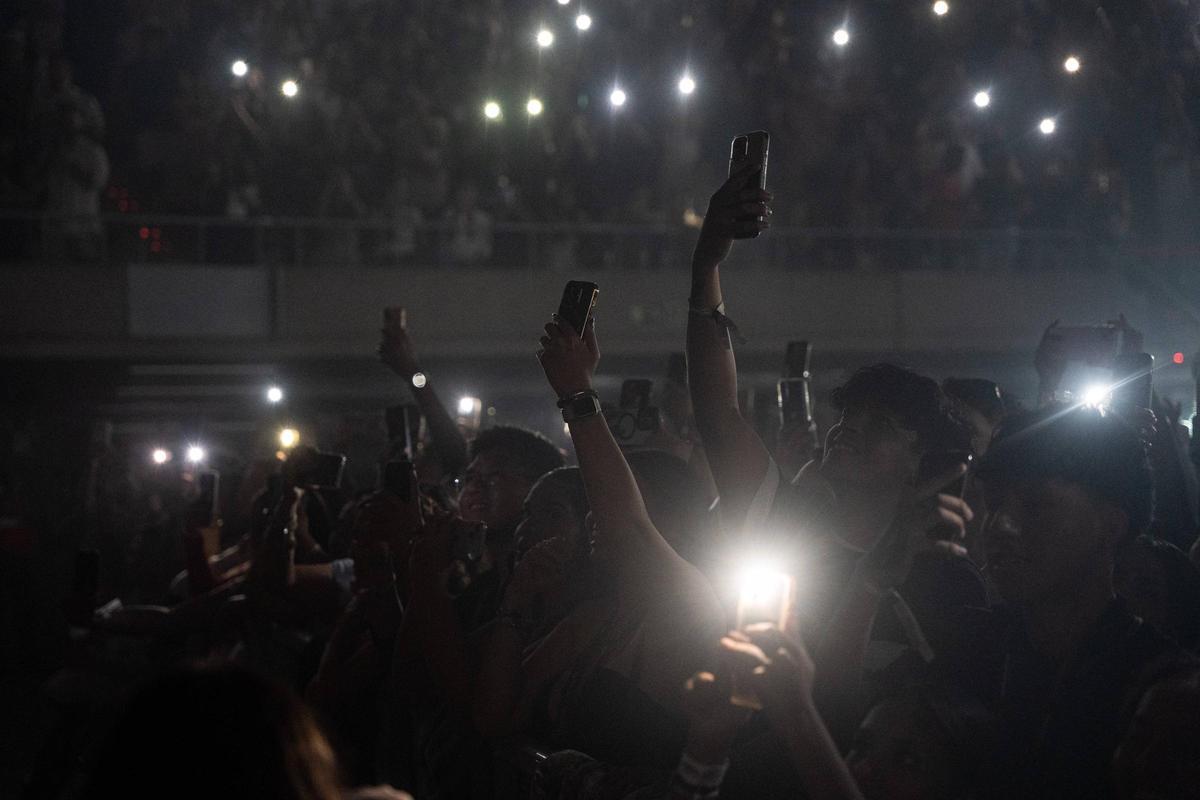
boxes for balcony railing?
[0,209,1118,272]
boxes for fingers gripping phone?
[729,131,770,239]
[557,281,599,339]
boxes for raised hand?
[693,162,773,268]
[720,623,816,723]
[857,463,973,592]
[536,315,600,398]
[378,319,421,380]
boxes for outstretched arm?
[687,164,775,529]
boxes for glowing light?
[185,445,207,464]
[280,79,299,98]
[1038,117,1057,135]
[151,448,171,465]
[483,100,502,120]
[575,13,592,31]
[458,396,481,415]
[536,28,555,48]
[735,560,796,630]
[266,386,284,404]
[609,87,627,107]
[1082,384,1111,408]
[279,428,300,449]
[526,97,544,116]
[411,371,428,389]
[932,0,949,16]
[1064,55,1081,74]
[231,60,248,77]
[557,0,571,5]
[1173,352,1185,365]
[972,90,991,109]
[832,27,850,47]
[677,74,696,95]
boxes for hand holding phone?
[694,133,773,266]
[556,281,599,339]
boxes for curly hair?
[831,363,972,456]
[469,425,565,483]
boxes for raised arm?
[536,315,678,564]
[687,165,775,529]
[379,318,469,476]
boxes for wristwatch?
[558,390,602,423]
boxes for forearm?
[687,262,770,527]
[779,703,867,800]
[413,381,469,474]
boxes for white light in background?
[677,74,696,95]
[526,97,544,116]
[973,90,991,108]
[1038,117,1057,135]
[151,448,171,465]
[186,445,207,464]
[280,79,299,98]
[832,27,850,47]
[609,87,627,107]
[231,59,248,77]
[536,28,555,48]
[575,13,592,31]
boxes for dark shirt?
[933,598,1186,800]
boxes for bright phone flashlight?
[279,428,300,448]
[735,561,796,631]
[575,13,592,31]
[536,28,554,48]
[972,90,991,108]
[483,100,502,120]
[677,74,696,95]
[832,27,850,47]
[1038,117,1057,135]
[185,445,207,464]
[151,448,171,465]
[557,0,570,5]
[266,385,284,404]
[1063,55,1081,73]
[411,371,428,389]
[231,60,248,77]
[932,1,949,16]
[1082,384,1111,408]
[281,79,299,98]
[458,396,481,415]
[609,87,627,107]
[526,97,544,116]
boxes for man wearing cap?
[939,405,1190,799]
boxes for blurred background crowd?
[2,0,1199,258]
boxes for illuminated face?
[820,405,921,489]
[982,478,1121,607]
[513,475,586,559]
[458,451,533,533]
[847,697,957,800]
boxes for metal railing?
[0,210,1112,271]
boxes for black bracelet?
[556,389,599,409]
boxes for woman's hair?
[84,662,342,800]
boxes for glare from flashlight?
[231,60,248,77]
[932,1,949,16]
[1063,55,1081,74]
[458,396,481,415]
[186,445,207,464]
[972,90,991,109]
[557,0,570,5]
[526,97,544,116]
[832,27,850,47]
[677,74,696,95]
[266,386,284,404]
[483,100,502,120]
[536,28,554,48]
[1082,384,1111,408]
[151,448,171,465]
[609,87,627,107]
[281,79,299,98]
[1038,117,1057,135]
[735,560,795,630]
[575,13,592,31]
[411,371,428,389]
[279,428,300,448]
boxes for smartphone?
[381,459,415,502]
[729,131,770,190]
[386,404,422,457]
[196,470,220,526]
[731,568,795,710]
[1112,353,1154,412]
[919,451,974,499]
[556,281,599,339]
[784,341,812,379]
[384,306,407,329]
[1055,325,1124,367]
[777,379,813,425]
[308,452,347,490]
[619,379,653,411]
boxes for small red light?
[1173,352,1185,365]
[138,227,149,240]
[150,242,162,253]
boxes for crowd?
[2,0,1199,262]
[5,161,1200,800]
